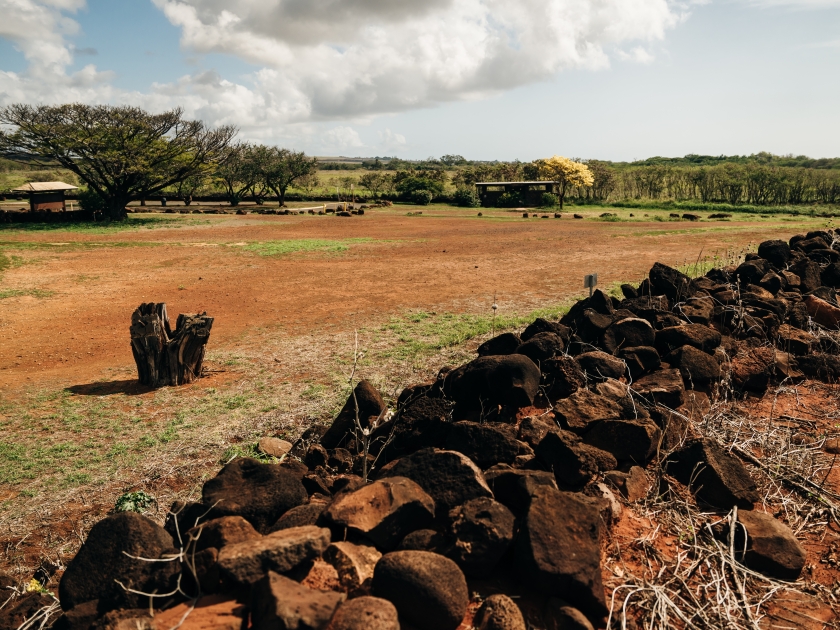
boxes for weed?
[114,490,156,513]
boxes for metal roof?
[475,181,554,186]
[11,181,78,192]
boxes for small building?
[11,181,78,212]
[475,181,557,208]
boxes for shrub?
[114,490,156,513]
[454,187,480,207]
[412,189,434,205]
[495,191,523,208]
[77,188,106,215]
[539,192,559,207]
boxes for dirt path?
[0,208,814,392]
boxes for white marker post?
[584,273,598,297]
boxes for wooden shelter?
[11,181,78,212]
[474,181,557,208]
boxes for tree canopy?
[0,103,235,219]
[537,156,594,209]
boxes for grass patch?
[586,199,840,217]
[0,215,200,234]
[243,238,371,257]
[0,288,54,299]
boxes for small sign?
[584,273,598,296]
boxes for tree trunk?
[130,302,214,387]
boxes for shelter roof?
[11,182,78,192]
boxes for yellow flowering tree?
[537,155,594,209]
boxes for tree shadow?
[65,379,153,396]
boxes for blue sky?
[0,0,838,160]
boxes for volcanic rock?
[444,421,520,468]
[541,356,587,400]
[619,346,661,379]
[372,551,469,630]
[536,430,617,488]
[269,502,328,532]
[323,542,382,593]
[444,355,541,414]
[543,599,595,630]
[633,369,686,408]
[730,347,775,392]
[251,571,345,630]
[446,497,516,575]
[582,418,661,465]
[602,318,656,353]
[516,332,565,365]
[735,511,806,581]
[521,318,571,342]
[474,594,527,630]
[325,597,399,630]
[758,239,791,268]
[649,262,692,302]
[484,468,559,515]
[670,344,722,386]
[258,437,293,459]
[656,324,721,354]
[575,351,626,381]
[387,396,452,458]
[478,332,522,356]
[321,380,386,449]
[187,516,260,553]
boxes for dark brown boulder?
[202,457,308,533]
[325,596,399,630]
[164,500,209,544]
[553,389,623,434]
[522,318,571,342]
[187,515,260,552]
[443,355,541,414]
[517,416,559,448]
[797,353,840,381]
[669,345,721,386]
[515,332,565,365]
[0,593,54,630]
[581,418,661,465]
[758,239,791,268]
[619,345,661,379]
[478,332,522,356]
[677,296,715,326]
[58,512,179,612]
[575,351,626,381]
[666,438,758,509]
[543,599,595,630]
[541,356,586,400]
[484,468,559,515]
[268,502,327,532]
[602,318,656,353]
[536,430,617,489]
[321,380,386,449]
[790,259,822,293]
[372,551,468,630]
[289,424,330,460]
[649,262,692,302]
[822,262,840,288]
[322,477,435,550]
[730,346,775,393]
[251,571,345,630]
[633,369,685,408]
[734,510,806,581]
[515,486,607,624]
[775,324,814,356]
[387,396,452,458]
[656,324,721,354]
[379,448,492,517]
[474,594,527,630]
[397,529,447,553]
[444,421,520,468]
[446,498,515,575]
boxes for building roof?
[11,181,78,192]
[475,181,554,186]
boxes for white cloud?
[0,0,684,147]
[738,0,840,6]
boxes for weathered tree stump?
[130,302,213,387]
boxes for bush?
[539,192,559,207]
[412,189,434,205]
[495,191,523,208]
[77,188,106,215]
[453,187,480,207]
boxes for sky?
[0,0,838,161]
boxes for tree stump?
[130,302,213,387]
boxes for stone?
[581,482,622,526]
[735,260,769,286]
[804,294,840,328]
[602,318,656,353]
[325,597,399,630]
[797,354,840,381]
[759,272,785,295]
[323,542,382,593]
[619,346,661,379]
[379,448,492,517]
[152,595,247,630]
[331,475,364,495]
[164,501,209,545]
[656,324,721,354]
[484,468,559,515]
[446,497,516,575]
[517,415,559,448]
[202,457,308,533]
[515,486,607,624]
[516,331,565,365]
[51,600,100,630]
[0,593,54,630]
[666,438,759,509]
[322,476,435,550]
[187,516,260,552]
[320,380,386,450]
[474,594,527,630]
[303,474,332,497]
[758,239,791,268]
[773,351,804,382]
[521,318,571,342]
[735,511,806,581]
[543,599,594,630]
[396,529,446,553]
[541,356,587,400]
[269,502,327,532]
[289,424,330,461]
[328,448,353,473]
[581,418,661,465]
[443,355,541,414]
[793,236,830,253]
[372,551,468,630]
[387,396,452,459]
[258,437,293,459]
[553,389,623,434]
[478,332,522,356]
[58,512,179,612]
[670,345,721,386]
[536,430,617,489]
[633,369,685,408]
[790,259,822,293]
[251,571,345,630]
[604,466,649,501]
[821,262,840,288]
[649,262,692,302]
[575,351,626,381]
[730,347,775,393]
[776,324,815,356]
[217,525,331,584]
[444,421,520,468]
[677,296,715,326]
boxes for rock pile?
[4,230,838,629]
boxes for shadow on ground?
[66,379,152,396]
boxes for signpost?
[584,273,598,297]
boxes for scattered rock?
[575,351,626,381]
[536,430,617,488]
[321,380,386,449]
[543,598,595,630]
[604,466,650,501]
[670,344,722,386]
[735,510,806,581]
[323,542,382,593]
[387,396,452,458]
[603,318,656,352]
[541,356,587,400]
[656,324,721,354]
[325,597,400,630]
[251,571,345,630]
[478,332,522,357]
[258,436,293,459]
[633,369,686,408]
[581,418,661,465]
[444,355,541,414]
[474,594,527,630]
[517,416,559,448]
[187,515,260,552]
[322,476,435,550]
[444,421,520,468]
[484,468,559,515]
[553,389,623,434]
[269,502,328,532]
[446,497,516,575]
[372,551,469,630]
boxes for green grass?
[0,215,202,233]
[586,198,840,217]
[243,238,371,257]
[0,288,54,299]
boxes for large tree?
[255,146,318,207]
[215,142,261,206]
[537,155,594,209]
[0,104,235,220]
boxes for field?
[0,203,833,587]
